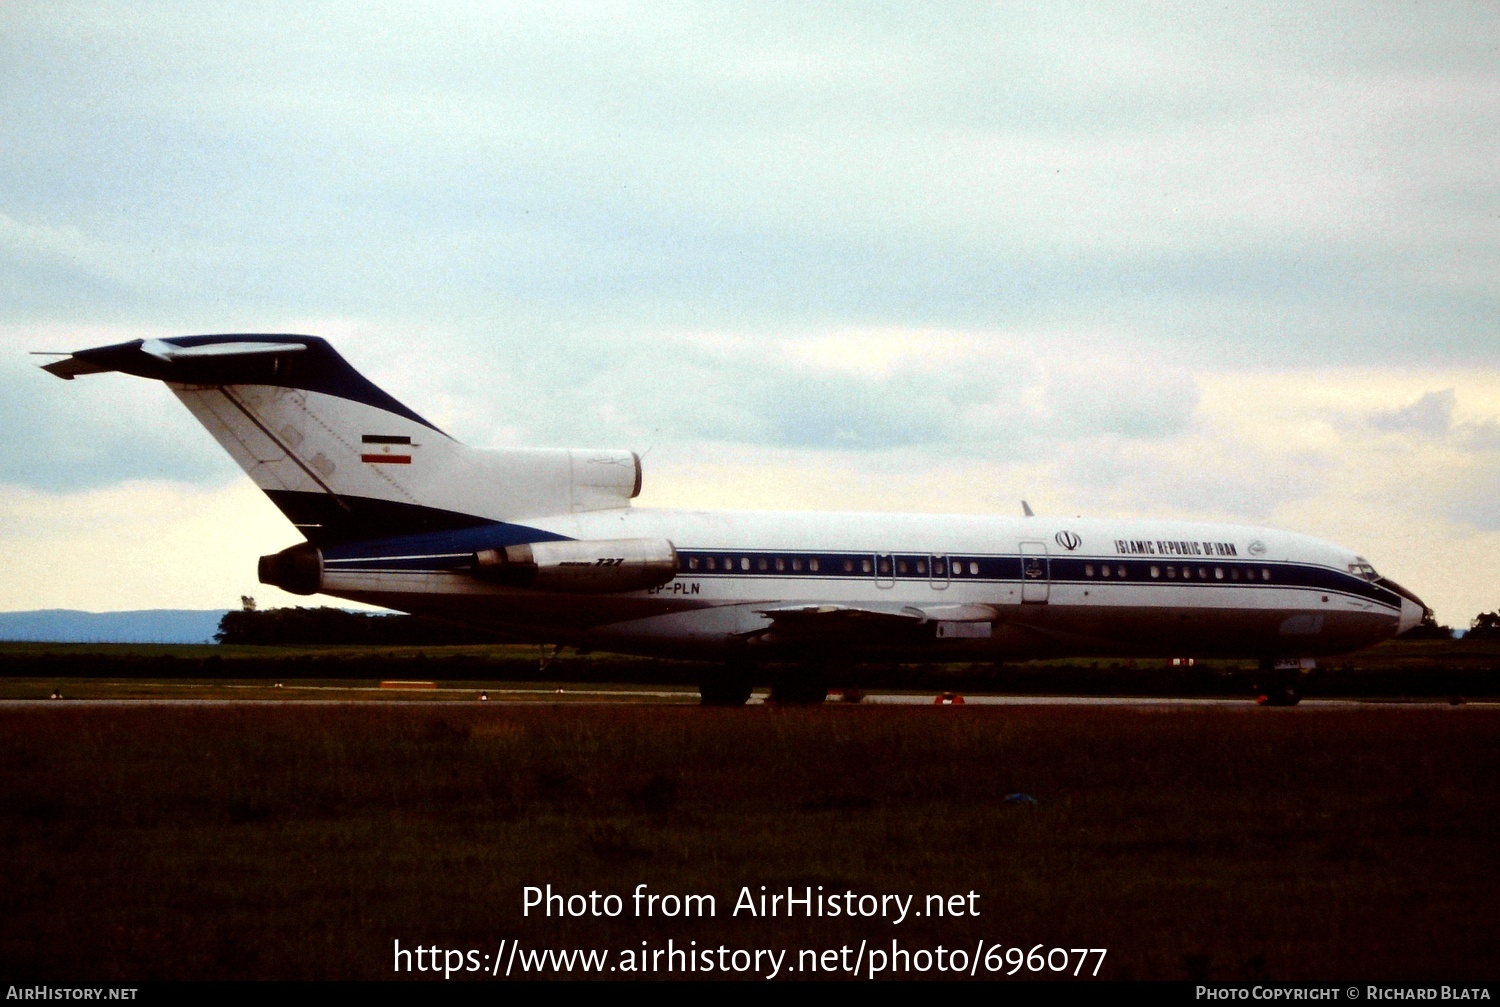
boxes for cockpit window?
[1348,560,1379,580]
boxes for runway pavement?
[0,691,1490,709]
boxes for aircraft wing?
[747,602,996,643]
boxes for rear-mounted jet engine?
[471,538,678,594]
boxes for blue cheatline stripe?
[263,490,564,549]
[320,521,571,567]
[1046,556,1399,605]
[672,550,1394,598]
[673,550,1019,582]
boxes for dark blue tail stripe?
[70,335,442,432]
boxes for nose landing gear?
[1253,657,1312,706]
[1256,680,1304,707]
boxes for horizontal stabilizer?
[40,335,315,385]
[139,338,308,363]
[41,356,112,380]
[35,334,437,431]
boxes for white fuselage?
[317,506,1421,662]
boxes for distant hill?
[214,607,498,645]
[0,609,229,644]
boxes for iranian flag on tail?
[361,434,412,464]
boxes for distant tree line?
[215,607,498,646]
[1470,611,1500,639]
[1401,608,1453,640]
[218,606,1500,645]
[1399,608,1500,640]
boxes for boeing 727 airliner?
[41,335,1426,705]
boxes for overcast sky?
[2,2,1497,625]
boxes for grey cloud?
[0,356,235,492]
[1461,420,1500,452]
[1370,389,1456,436]
[1448,496,1500,532]
[1444,461,1500,531]
[0,3,1494,368]
[476,335,1027,454]
[2,3,1499,490]
[1060,438,1330,522]
[1041,367,1199,441]
[422,328,1202,464]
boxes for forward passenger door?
[1019,541,1049,603]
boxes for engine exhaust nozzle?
[258,542,323,596]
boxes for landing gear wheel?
[1256,680,1303,707]
[699,669,753,707]
[1254,657,1302,705]
[1253,660,1305,707]
[769,675,829,705]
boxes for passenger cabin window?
[969,562,979,575]
[1262,568,1272,580]
[1215,567,1224,579]
[934,559,946,576]
[1116,565,1126,578]
[1230,567,1240,580]
[896,559,908,575]
[917,559,928,575]
[792,558,802,571]
[842,559,854,573]
[688,556,699,571]
[810,558,820,572]
[861,558,873,574]
[1085,564,1095,577]
[740,557,751,571]
[774,557,785,571]
[878,557,891,575]
[1100,565,1110,578]
[706,557,716,571]
[1182,567,1191,579]
[1150,565,1160,578]
[757,557,768,571]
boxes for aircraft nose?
[1398,596,1425,635]
[1376,576,1429,636]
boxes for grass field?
[1,702,1496,981]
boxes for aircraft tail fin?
[41,335,641,545]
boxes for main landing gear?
[697,662,833,706]
[1253,657,1311,707]
[768,674,830,706]
[768,659,831,705]
[699,663,754,706]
